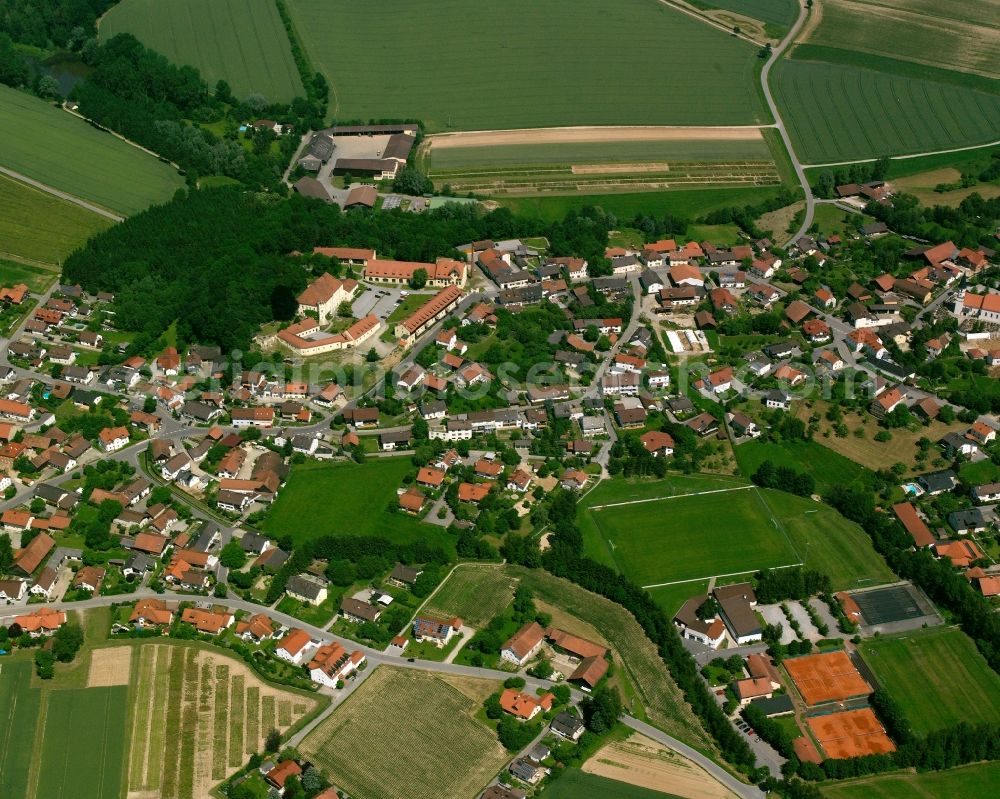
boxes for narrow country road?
[0,165,124,222]
[759,2,813,248]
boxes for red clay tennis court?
[784,651,872,706]
[807,708,896,759]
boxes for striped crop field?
[287,0,770,131]
[0,84,183,215]
[128,644,318,799]
[423,136,780,195]
[801,0,1000,81]
[100,0,304,103]
[773,58,1000,163]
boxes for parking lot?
[352,284,405,323]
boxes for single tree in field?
[265,728,282,752]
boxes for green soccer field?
[581,475,892,590]
[262,457,454,552]
[586,485,801,586]
[100,0,304,103]
[287,0,770,131]
[35,686,129,799]
[858,627,1000,736]
[0,661,41,799]
[0,85,184,215]
[0,173,113,265]
[773,58,1000,163]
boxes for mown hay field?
[802,0,1000,81]
[127,643,318,799]
[773,58,1000,163]
[0,173,112,264]
[287,0,769,131]
[100,0,304,103]
[0,85,184,215]
[423,565,518,628]
[35,685,128,799]
[301,667,509,799]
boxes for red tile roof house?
[892,502,934,548]
[412,616,462,647]
[14,607,66,637]
[308,642,366,688]
[275,628,317,665]
[14,531,54,575]
[500,689,554,721]
[130,598,175,627]
[640,430,674,457]
[265,760,303,791]
[501,621,545,666]
[705,367,734,394]
[98,426,130,453]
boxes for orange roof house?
[14,607,66,634]
[934,539,984,568]
[416,466,446,487]
[180,607,233,635]
[458,482,492,503]
[13,531,54,574]
[501,622,545,664]
[499,689,554,720]
[892,502,934,548]
[131,598,174,626]
[398,487,426,513]
[265,760,303,789]
[235,613,276,641]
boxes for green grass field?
[288,0,769,131]
[101,0,304,103]
[0,660,41,799]
[735,438,868,495]
[546,769,684,799]
[582,474,892,590]
[858,627,1000,736]
[0,173,112,264]
[773,58,1000,163]
[586,485,800,586]
[423,566,518,627]
[959,459,1000,486]
[302,667,508,799]
[802,0,1000,82]
[696,0,798,26]
[385,292,436,325]
[262,458,454,552]
[821,762,1000,799]
[764,493,895,591]
[0,85,184,215]
[496,185,788,221]
[0,258,58,292]
[35,686,128,799]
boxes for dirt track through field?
[583,733,737,799]
[427,126,766,149]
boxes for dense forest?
[61,187,617,352]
